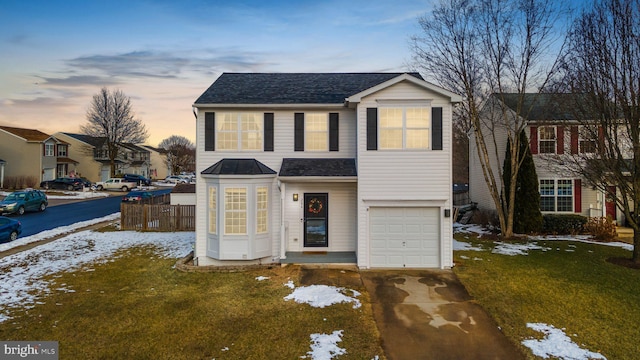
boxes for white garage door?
[369,207,440,268]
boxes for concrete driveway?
[360,270,525,360]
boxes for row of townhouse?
[0,125,170,188]
[469,93,627,224]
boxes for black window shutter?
[366,108,378,150]
[294,113,304,151]
[205,112,215,151]
[329,113,339,151]
[432,107,443,150]
[264,113,274,151]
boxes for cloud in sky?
[0,0,427,145]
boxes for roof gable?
[193,73,425,105]
[0,126,51,142]
[346,73,462,103]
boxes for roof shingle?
[194,73,423,105]
[279,158,357,177]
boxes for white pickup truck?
[95,178,137,192]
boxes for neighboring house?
[469,93,620,223]
[55,133,151,182]
[0,125,78,183]
[141,145,170,181]
[193,72,461,269]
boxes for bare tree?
[411,0,565,237]
[82,88,148,177]
[158,135,195,175]
[558,0,640,262]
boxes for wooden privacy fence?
[120,203,196,231]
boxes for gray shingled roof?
[496,93,589,121]
[201,159,277,175]
[194,73,423,105]
[62,133,106,147]
[279,158,357,177]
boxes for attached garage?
[369,207,441,268]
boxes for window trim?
[256,186,268,234]
[578,125,597,154]
[44,143,55,157]
[208,186,217,235]
[304,113,329,151]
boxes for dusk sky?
[0,0,430,146]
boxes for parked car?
[40,177,84,191]
[164,175,188,184]
[123,174,151,186]
[0,189,48,215]
[78,177,93,188]
[122,190,154,203]
[95,178,137,192]
[0,216,22,242]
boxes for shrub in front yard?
[584,216,617,241]
[3,176,38,190]
[542,214,587,234]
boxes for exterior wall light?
[293,193,299,201]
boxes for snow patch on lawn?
[284,284,361,309]
[301,330,346,360]
[0,229,194,322]
[453,239,484,251]
[492,241,551,256]
[522,323,606,360]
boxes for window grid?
[305,114,328,151]
[256,187,268,233]
[579,126,597,154]
[208,187,217,234]
[379,107,430,149]
[57,145,67,157]
[539,126,556,154]
[217,113,262,151]
[224,188,247,234]
[539,179,573,212]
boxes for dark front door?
[304,193,328,247]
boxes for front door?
[304,193,328,247]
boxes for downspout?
[279,181,287,260]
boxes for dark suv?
[40,177,84,191]
[123,174,151,186]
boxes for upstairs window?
[379,107,430,150]
[217,113,262,151]
[538,126,556,154]
[57,145,67,157]
[305,114,328,151]
[579,126,597,154]
[45,143,54,157]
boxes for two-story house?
[141,145,170,181]
[0,125,78,185]
[55,133,151,182]
[192,73,461,269]
[469,93,619,223]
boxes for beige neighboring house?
[141,145,169,181]
[55,133,151,182]
[0,159,5,188]
[0,125,78,185]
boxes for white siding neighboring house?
[469,94,621,223]
[193,72,461,269]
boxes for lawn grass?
[453,233,640,360]
[0,245,384,359]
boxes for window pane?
[208,187,216,234]
[406,129,429,149]
[539,127,556,140]
[379,108,402,128]
[406,108,429,128]
[540,196,555,211]
[557,180,573,196]
[305,114,328,151]
[224,188,247,234]
[557,196,573,212]
[380,129,403,149]
[257,187,268,233]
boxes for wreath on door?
[308,198,323,214]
